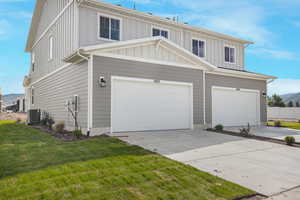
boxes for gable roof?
[64,36,276,80]
[65,36,217,71]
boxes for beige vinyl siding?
[79,5,245,70]
[30,62,88,130]
[30,0,78,83]
[205,74,267,125]
[92,55,204,129]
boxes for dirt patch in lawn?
[0,112,27,121]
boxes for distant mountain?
[281,92,300,104]
[2,94,24,106]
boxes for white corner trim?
[30,63,73,86]
[32,0,75,50]
[203,71,206,125]
[88,54,94,130]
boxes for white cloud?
[268,79,300,95]
[247,48,297,60]
[152,0,299,61]
[0,19,11,39]
[291,21,300,27]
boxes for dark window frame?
[225,46,235,63]
[152,27,169,39]
[99,14,121,41]
[192,39,206,58]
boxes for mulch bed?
[31,125,109,142]
[209,129,300,148]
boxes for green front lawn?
[267,121,300,130]
[0,121,254,200]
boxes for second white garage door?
[111,76,193,132]
[212,86,260,127]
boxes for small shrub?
[54,121,65,134]
[16,117,22,123]
[73,129,83,139]
[240,123,251,135]
[284,136,295,146]
[274,121,281,127]
[215,124,224,132]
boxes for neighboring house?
[16,96,26,113]
[24,0,276,135]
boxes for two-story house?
[24,0,276,136]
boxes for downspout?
[76,50,92,136]
[203,71,206,127]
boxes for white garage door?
[111,76,193,132]
[212,86,260,127]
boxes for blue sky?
[0,0,300,95]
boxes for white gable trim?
[93,52,204,70]
[83,37,216,71]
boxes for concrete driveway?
[113,129,300,198]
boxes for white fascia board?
[208,68,277,80]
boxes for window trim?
[151,25,170,39]
[48,35,54,61]
[97,13,123,41]
[191,38,206,59]
[224,45,236,64]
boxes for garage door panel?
[212,87,260,127]
[112,77,193,132]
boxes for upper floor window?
[31,52,35,72]
[225,46,235,63]
[192,39,205,58]
[99,15,121,41]
[49,36,54,61]
[152,27,169,39]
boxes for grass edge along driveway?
[267,121,300,130]
[0,121,255,200]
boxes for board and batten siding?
[205,74,267,125]
[30,0,78,83]
[92,55,204,130]
[35,0,72,40]
[30,62,88,130]
[79,5,244,70]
